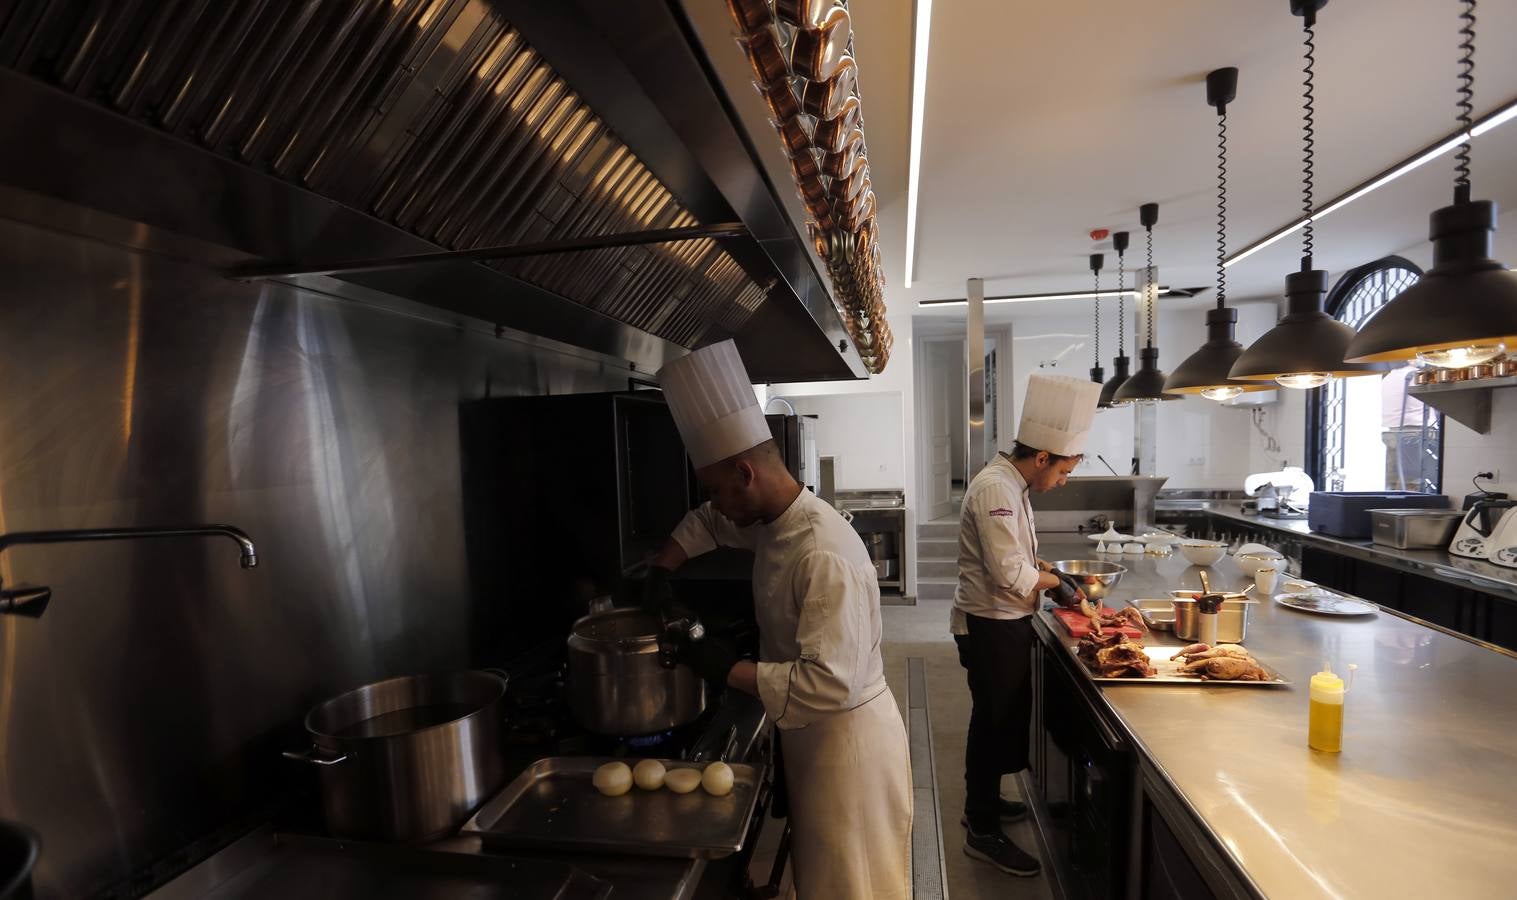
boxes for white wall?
[780,392,904,490]
[766,306,918,594]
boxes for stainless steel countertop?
[1037,536,1517,899]
[1176,501,1517,602]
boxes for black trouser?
[956,612,1034,833]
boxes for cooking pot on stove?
[284,670,508,842]
[0,821,38,900]
[567,608,707,736]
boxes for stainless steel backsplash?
[0,217,633,898]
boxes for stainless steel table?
[1035,536,1517,899]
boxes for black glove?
[677,634,738,685]
[1051,571,1086,608]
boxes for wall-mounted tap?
[0,525,257,619]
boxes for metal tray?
[1274,592,1379,617]
[1130,599,1176,631]
[460,757,763,859]
[1068,642,1291,686]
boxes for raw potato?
[665,767,702,794]
[701,762,735,797]
[633,758,667,791]
[592,761,632,797]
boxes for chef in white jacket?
[950,373,1101,878]
[644,340,911,900]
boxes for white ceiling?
[835,0,1517,324]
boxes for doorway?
[919,338,964,522]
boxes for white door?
[928,343,953,521]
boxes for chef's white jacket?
[950,453,1042,634]
[670,488,889,728]
[671,488,912,899]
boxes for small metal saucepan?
[827,155,868,203]
[726,0,773,35]
[821,128,864,178]
[567,608,707,736]
[755,78,803,122]
[1493,357,1517,378]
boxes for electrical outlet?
[1490,468,1502,483]
[1188,456,1205,466]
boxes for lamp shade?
[1165,307,1273,396]
[1228,269,1386,383]
[1099,355,1131,408]
[1344,199,1517,364]
[1113,346,1179,403]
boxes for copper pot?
[776,0,835,29]
[1413,369,1434,385]
[726,0,773,34]
[1494,357,1517,377]
[800,55,855,118]
[813,94,860,154]
[827,156,868,202]
[1465,363,1495,380]
[773,115,815,159]
[755,79,802,122]
[843,190,875,231]
[1432,367,1468,384]
[739,27,789,88]
[789,5,851,82]
[821,128,864,178]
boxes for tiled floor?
[883,594,1055,900]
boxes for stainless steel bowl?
[1051,560,1127,601]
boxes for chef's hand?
[678,634,738,685]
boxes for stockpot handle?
[282,746,348,767]
[481,667,512,691]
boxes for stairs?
[915,490,964,601]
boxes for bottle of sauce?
[1308,662,1355,752]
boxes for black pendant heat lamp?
[1099,232,1133,407]
[1165,67,1270,402]
[1090,252,1106,385]
[1114,203,1179,404]
[1344,0,1517,368]
[1229,0,1384,389]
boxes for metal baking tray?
[460,757,763,859]
[1068,642,1291,686]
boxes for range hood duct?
[0,0,861,380]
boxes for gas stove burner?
[626,731,676,751]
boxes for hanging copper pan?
[827,156,868,202]
[776,0,836,29]
[773,115,815,159]
[790,6,851,82]
[821,128,863,178]
[800,55,855,118]
[813,94,860,155]
[739,26,790,88]
[726,0,774,35]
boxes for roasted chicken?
[1076,631,1156,678]
[1170,643,1270,680]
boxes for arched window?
[1308,257,1440,493]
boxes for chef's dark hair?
[1010,441,1075,463]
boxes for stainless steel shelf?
[1407,375,1517,434]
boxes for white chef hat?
[658,340,772,469]
[1017,373,1102,457]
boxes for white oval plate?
[1274,592,1378,617]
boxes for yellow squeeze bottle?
[1308,662,1355,752]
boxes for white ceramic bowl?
[1178,540,1228,567]
[1233,551,1288,577]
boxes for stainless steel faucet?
[0,524,258,618]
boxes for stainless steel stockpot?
[567,608,707,736]
[285,670,508,841]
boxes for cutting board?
[1052,606,1144,639]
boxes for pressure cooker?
[567,608,707,736]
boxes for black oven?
[459,392,698,662]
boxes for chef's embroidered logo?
[989,507,1016,518]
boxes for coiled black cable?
[1144,225,1154,349]
[1300,19,1316,268]
[1216,108,1228,309]
[1093,265,1100,368]
[1116,249,1125,356]
[1456,0,1476,203]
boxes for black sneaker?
[959,798,1029,827]
[964,829,1041,877]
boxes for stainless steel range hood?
[0,0,864,381]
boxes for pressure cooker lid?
[571,608,661,644]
